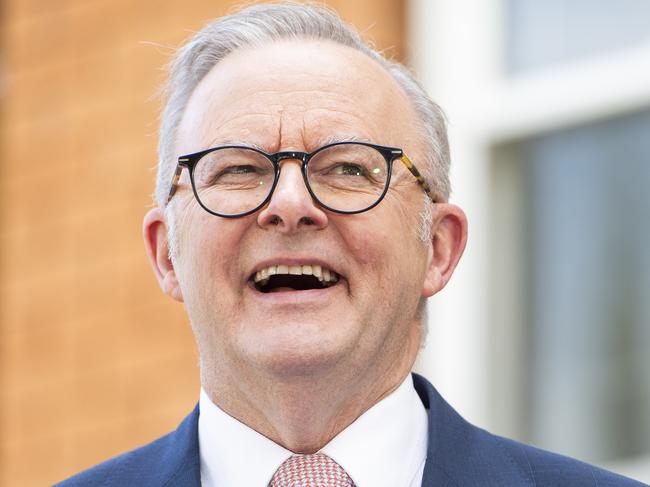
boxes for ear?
[143,207,184,302]
[422,204,468,297]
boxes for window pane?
[506,0,650,74]
[520,110,650,463]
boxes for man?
[57,3,646,486]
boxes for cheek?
[342,208,427,296]
[336,215,386,266]
[338,217,406,293]
[176,212,247,302]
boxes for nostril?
[264,215,316,227]
[256,177,328,230]
[298,216,314,226]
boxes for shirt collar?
[198,374,428,487]
[199,389,292,487]
[320,374,428,487]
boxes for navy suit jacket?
[56,374,647,486]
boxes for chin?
[240,330,355,379]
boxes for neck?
[201,331,420,453]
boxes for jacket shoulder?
[484,430,647,486]
[412,373,647,486]
[54,405,200,487]
[54,431,175,487]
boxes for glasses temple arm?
[166,163,184,204]
[399,154,436,202]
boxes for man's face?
[159,40,448,388]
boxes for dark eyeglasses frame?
[166,141,435,218]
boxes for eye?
[330,163,366,176]
[194,148,274,188]
[208,163,271,185]
[221,164,258,175]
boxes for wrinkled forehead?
[176,39,420,155]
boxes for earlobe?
[143,207,184,302]
[421,204,468,297]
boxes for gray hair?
[155,2,451,213]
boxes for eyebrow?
[205,138,268,152]
[315,134,371,147]
[203,134,375,154]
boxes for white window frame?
[409,0,650,482]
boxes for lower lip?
[245,280,344,305]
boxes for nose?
[257,160,328,232]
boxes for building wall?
[409,0,650,482]
[0,1,405,485]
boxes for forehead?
[177,39,420,153]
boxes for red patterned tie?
[268,453,356,486]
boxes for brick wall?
[0,1,405,484]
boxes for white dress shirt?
[198,374,428,487]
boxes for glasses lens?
[192,147,275,216]
[307,144,389,212]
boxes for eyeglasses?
[167,141,435,217]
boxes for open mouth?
[252,264,339,293]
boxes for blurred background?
[0,0,648,485]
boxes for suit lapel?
[152,403,202,487]
[181,375,519,487]
[413,373,527,487]
[413,373,462,486]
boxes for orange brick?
[0,3,405,486]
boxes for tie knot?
[269,452,356,487]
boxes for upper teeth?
[253,264,338,285]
